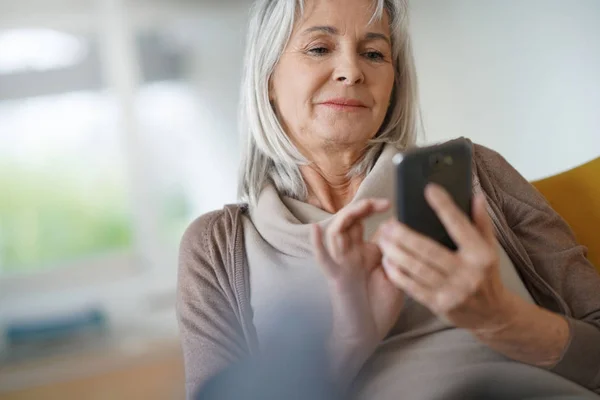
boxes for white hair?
[238,0,421,207]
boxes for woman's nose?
[333,54,365,85]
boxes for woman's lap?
[436,362,599,400]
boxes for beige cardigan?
[176,141,600,396]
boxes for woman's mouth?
[319,98,368,111]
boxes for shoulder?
[179,203,248,270]
[466,139,550,216]
[470,141,514,173]
[461,138,528,191]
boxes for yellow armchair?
[532,157,600,273]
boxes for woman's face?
[270,0,395,154]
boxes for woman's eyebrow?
[365,32,391,46]
[301,25,391,46]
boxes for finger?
[363,242,383,272]
[452,264,485,299]
[379,219,458,276]
[329,222,365,264]
[332,235,348,262]
[379,238,446,288]
[311,224,337,276]
[349,222,364,246]
[326,199,388,260]
[327,229,353,262]
[383,258,433,307]
[331,224,362,262]
[329,198,390,235]
[424,183,485,250]
[472,193,496,245]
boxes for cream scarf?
[248,144,398,257]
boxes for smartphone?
[393,138,473,250]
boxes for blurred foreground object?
[195,302,342,400]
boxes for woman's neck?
[299,145,367,213]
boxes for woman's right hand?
[311,198,405,383]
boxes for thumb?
[369,217,393,244]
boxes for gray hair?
[238,0,421,207]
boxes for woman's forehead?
[296,0,390,35]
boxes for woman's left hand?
[377,183,516,334]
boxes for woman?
[177,0,600,398]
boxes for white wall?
[183,3,249,211]
[410,0,600,180]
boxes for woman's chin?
[315,129,375,147]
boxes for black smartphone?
[393,138,473,250]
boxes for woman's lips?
[319,98,368,111]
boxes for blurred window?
[0,29,134,275]
[0,24,198,275]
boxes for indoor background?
[0,0,599,399]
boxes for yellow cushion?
[531,157,600,273]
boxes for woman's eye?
[308,47,330,56]
[364,51,385,61]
